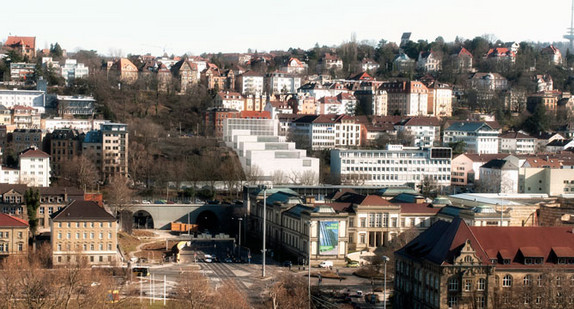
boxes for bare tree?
[59,155,100,190]
[267,273,310,309]
[172,271,214,309]
[105,176,133,232]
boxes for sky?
[1,0,572,57]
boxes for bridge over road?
[129,203,236,232]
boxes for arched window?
[523,275,532,286]
[503,274,513,287]
[464,255,473,263]
[448,277,459,291]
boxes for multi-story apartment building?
[56,95,96,116]
[50,128,82,176]
[425,81,453,117]
[354,90,389,116]
[450,153,508,187]
[215,91,245,111]
[265,72,301,95]
[499,132,536,154]
[19,147,51,187]
[51,200,117,265]
[395,217,574,309]
[289,115,361,150]
[12,129,43,153]
[444,122,499,154]
[0,89,45,113]
[170,59,199,93]
[236,71,264,95]
[9,63,36,82]
[60,59,89,85]
[379,81,428,116]
[42,118,109,134]
[394,117,441,147]
[101,123,128,178]
[12,106,41,129]
[331,145,452,187]
[0,213,28,258]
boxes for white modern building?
[60,59,89,85]
[56,95,96,116]
[215,91,245,112]
[224,118,319,185]
[0,89,45,113]
[42,118,109,133]
[331,145,452,187]
[265,72,301,94]
[478,159,519,194]
[236,71,264,95]
[443,122,499,154]
[394,117,441,147]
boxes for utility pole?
[262,186,267,278]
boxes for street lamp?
[259,185,270,278]
[305,221,312,309]
[237,217,243,258]
[382,255,390,309]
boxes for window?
[557,275,563,287]
[448,277,459,291]
[464,280,472,291]
[523,275,532,286]
[448,296,458,307]
[477,278,486,291]
[476,295,485,309]
[502,274,513,287]
[538,275,543,287]
[18,243,23,251]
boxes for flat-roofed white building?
[331,145,452,187]
[42,118,109,133]
[0,89,45,114]
[224,118,319,185]
[443,121,499,154]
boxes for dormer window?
[524,257,543,265]
[503,259,511,265]
[558,257,574,264]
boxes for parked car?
[346,261,360,268]
[319,261,333,268]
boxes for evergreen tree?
[24,189,40,236]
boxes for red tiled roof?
[20,148,50,158]
[359,195,394,206]
[399,203,440,214]
[239,111,270,119]
[5,36,35,49]
[0,213,28,227]
[403,117,440,127]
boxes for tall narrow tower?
[564,0,574,49]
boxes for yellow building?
[51,200,117,265]
[0,213,29,257]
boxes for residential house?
[451,47,473,73]
[546,139,574,153]
[244,94,266,112]
[283,57,308,74]
[443,122,500,154]
[4,36,36,58]
[200,66,226,90]
[354,90,388,116]
[109,58,138,84]
[171,58,199,93]
[541,45,562,65]
[9,63,36,82]
[485,47,516,64]
[417,51,442,72]
[393,53,415,73]
[527,90,562,115]
[51,200,117,265]
[361,58,380,72]
[468,72,508,91]
[322,53,343,70]
[336,92,358,115]
[296,96,318,115]
[60,59,89,85]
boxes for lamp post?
[260,185,269,278]
[237,217,243,258]
[382,255,390,309]
[309,222,312,308]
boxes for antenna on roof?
[564,0,574,49]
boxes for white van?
[319,261,333,268]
